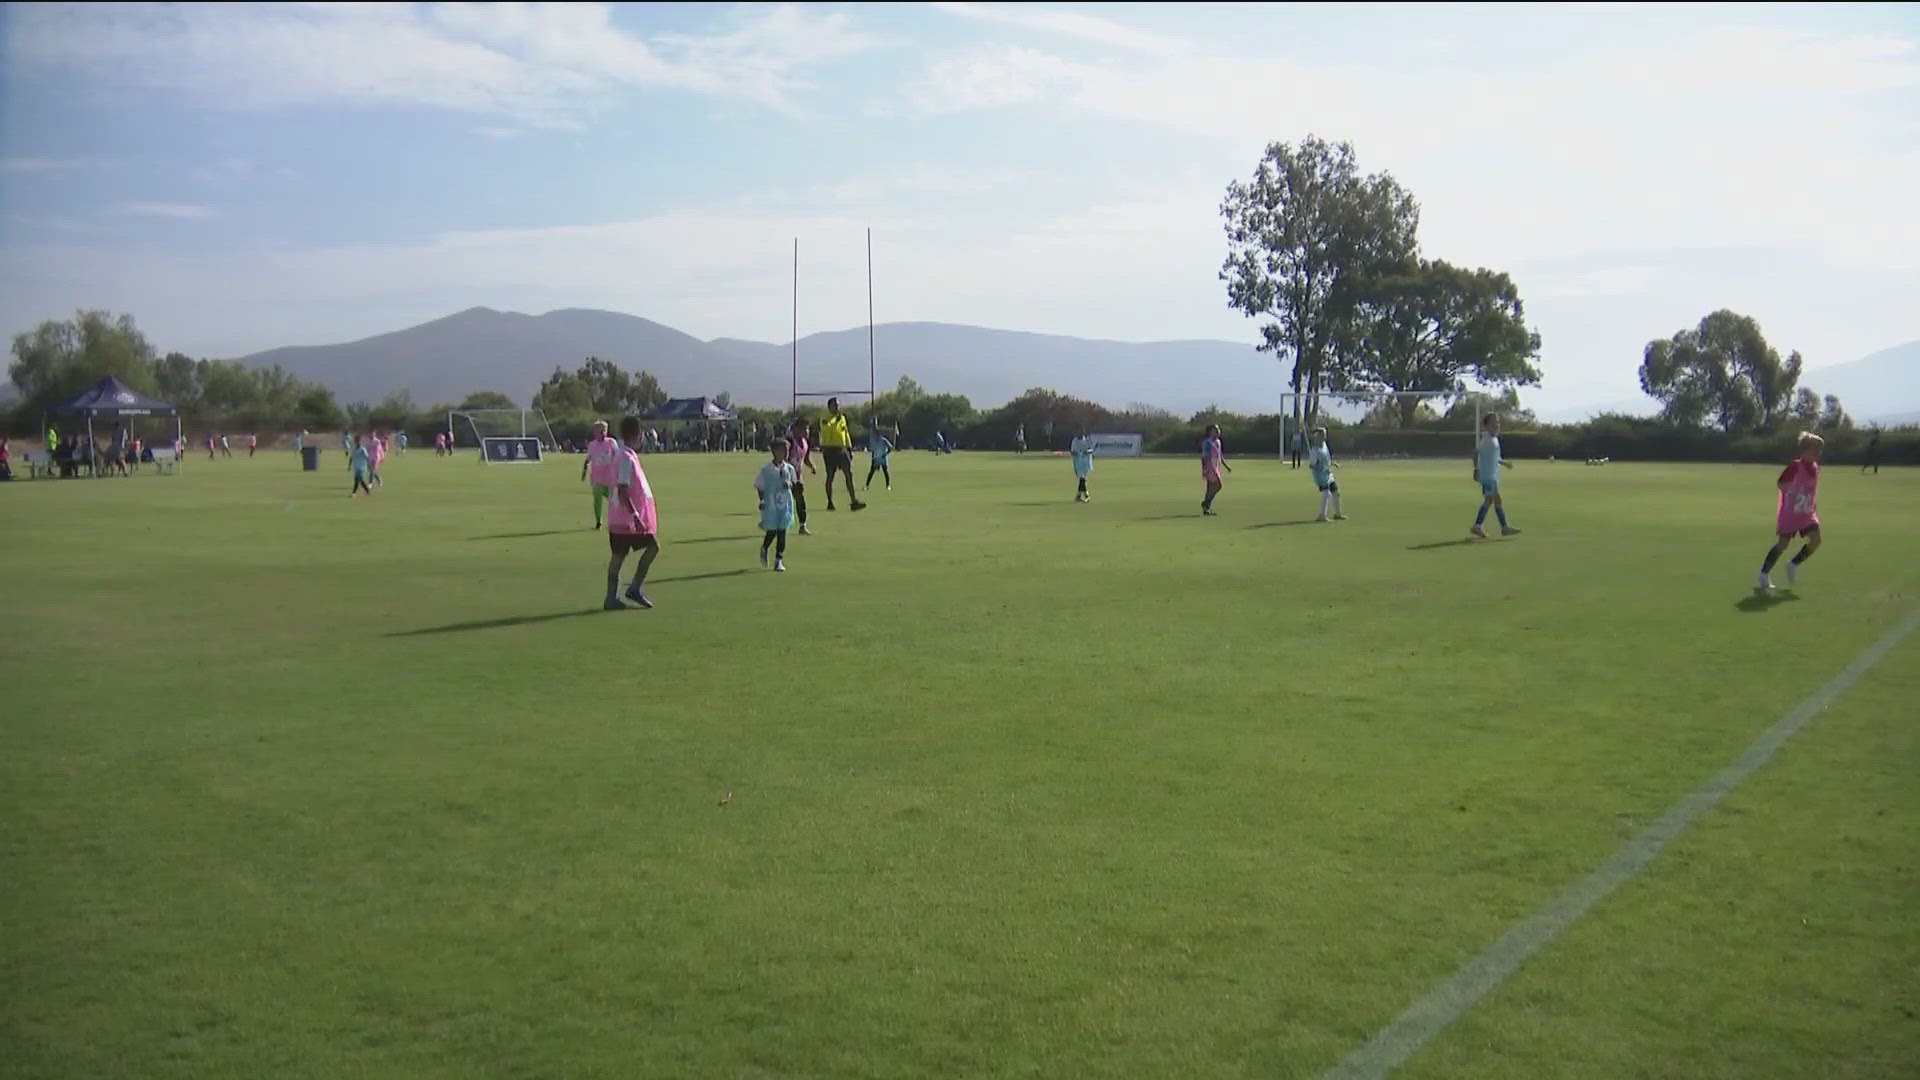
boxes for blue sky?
[2,2,1916,416]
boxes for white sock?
[1332,493,1343,516]
[1319,491,1332,517]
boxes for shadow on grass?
[1736,589,1800,612]
[1407,537,1509,550]
[388,609,605,636]
[1247,519,1321,529]
[468,529,580,541]
[1138,513,1205,521]
[673,535,758,545]
[1008,500,1067,507]
[645,569,753,585]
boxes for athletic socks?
[1791,546,1814,565]
[1761,547,1784,573]
[1474,504,1490,526]
[605,571,621,600]
[1320,492,1332,518]
[1331,493,1343,516]
[1495,505,1510,529]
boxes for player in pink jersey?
[604,416,661,609]
[1199,423,1231,515]
[787,418,819,535]
[1758,431,1824,591]
[580,420,618,529]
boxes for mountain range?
[234,307,1286,417]
[44,304,1901,425]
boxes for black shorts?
[1779,523,1820,539]
[824,447,852,473]
[609,531,657,556]
[1318,480,1339,493]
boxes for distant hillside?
[710,322,1283,415]
[237,307,1288,414]
[1803,338,1920,424]
[237,307,773,408]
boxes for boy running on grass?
[866,425,893,491]
[604,416,660,610]
[1471,413,1520,538]
[1308,427,1345,521]
[1758,431,1824,591]
[756,437,797,571]
[1200,423,1231,515]
[350,436,373,496]
[581,420,617,530]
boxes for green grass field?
[3,449,1916,1079]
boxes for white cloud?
[911,44,1084,113]
[929,2,1182,54]
[7,2,880,125]
[110,202,220,220]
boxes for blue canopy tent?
[48,375,182,474]
[642,397,740,451]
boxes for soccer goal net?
[1279,390,1488,462]
[450,408,559,464]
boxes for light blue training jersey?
[1476,432,1502,480]
[1070,436,1095,475]
[1308,444,1333,486]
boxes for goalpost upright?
[790,230,879,423]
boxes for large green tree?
[8,310,160,417]
[1336,259,1542,425]
[1221,137,1419,423]
[1638,311,1838,434]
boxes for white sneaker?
[1470,525,1488,538]
[1786,562,1798,585]
[799,524,811,535]
[1757,572,1773,590]
[774,558,786,572]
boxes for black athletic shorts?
[823,446,852,473]
[609,531,657,556]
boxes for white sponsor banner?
[1088,433,1144,457]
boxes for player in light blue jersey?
[1472,413,1519,538]
[865,426,893,491]
[1308,427,1344,521]
[1069,427,1095,502]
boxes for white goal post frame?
[1277,389,1486,459]
[449,407,560,462]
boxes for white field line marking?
[1323,606,1920,1080]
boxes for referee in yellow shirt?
[818,397,866,512]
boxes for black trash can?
[301,446,321,472]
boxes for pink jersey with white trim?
[609,446,658,535]
[787,436,809,476]
[586,435,620,487]
[1775,459,1820,533]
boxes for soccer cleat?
[826,502,836,511]
[1501,527,1521,536]
[1757,572,1773,590]
[759,548,768,568]
[1786,561,1798,585]
[1203,507,1216,516]
[1332,514,1348,520]
[799,524,812,535]
[1315,515,1329,522]
[624,587,653,609]
[603,597,626,611]
[1470,525,1488,538]
[774,558,786,572]
[851,500,866,512]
